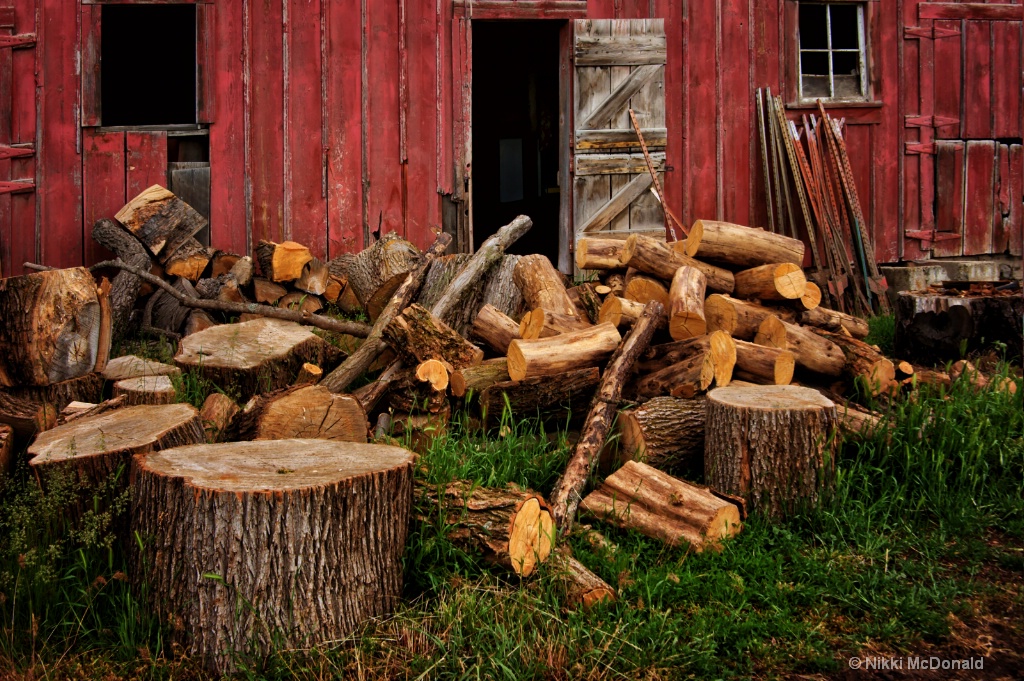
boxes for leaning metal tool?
[755,89,776,234]
[629,108,686,240]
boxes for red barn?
[0,0,1020,277]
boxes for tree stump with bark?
[231,385,367,442]
[0,373,105,444]
[131,439,415,674]
[704,385,836,519]
[113,375,177,405]
[617,396,705,475]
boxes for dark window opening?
[101,5,197,126]
[472,20,562,263]
[798,3,867,101]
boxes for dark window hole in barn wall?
[101,5,197,126]
[472,20,563,263]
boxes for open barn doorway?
[472,20,563,263]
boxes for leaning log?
[513,254,579,318]
[620,233,735,294]
[92,218,152,345]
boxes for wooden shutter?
[573,19,667,255]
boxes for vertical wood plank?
[963,139,996,255]
[451,15,470,249]
[872,0,902,263]
[655,0,683,225]
[125,131,167,198]
[82,130,126,265]
[365,0,404,237]
[404,0,439,249]
[574,21,613,234]
[932,20,961,140]
[628,19,665,233]
[962,20,993,139]
[686,0,717,221]
[1006,144,1022,256]
[249,0,285,244]
[901,0,926,259]
[720,0,750,226]
[196,3,216,124]
[80,4,101,128]
[933,139,966,257]
[558,19,573,271]
[992,20,1022,139]
[0,13,11,276]
[9,0,35,274]
[608,20,630,234]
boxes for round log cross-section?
[131,439,415,674]
[704,386,836,519]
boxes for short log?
[255,239,314,283]
[624,274,670,307]
[520,308,592,339]
[507,323,621,381]
[478,367,600,423]
[548,549,616,610]
[733,263,806,301]
[575,238,626,270]
[799,306,870,339]
[756,317,845,377]
[199,393,238,443]
[513,254,579,318]
[704,293,796,340]
[471,304,522,354]
[450,358,510,398]
[733,339,795,385]
[113,375,177,405]
[667,265,707,340]
[617,396,705,474]
[115,185,207,259]
[232,385,367,442]
[691,219,804,268]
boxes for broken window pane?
[797,2,867,101]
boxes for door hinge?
[905,142,937,155]
[0,33,35,49]
[904,25,961,40]
[0,180,35,194]
[906,229,961,242]
[905,115,960,128]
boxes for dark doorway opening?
[102,5,197,126]
[472,21,562,262]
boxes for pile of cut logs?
[0,184,997,674]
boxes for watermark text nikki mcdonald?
[848,655,985,671]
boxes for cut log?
[163,238,211,281]
[278,291,323,314]
[92,218,152,345]
[691,219,804,268]
[580,460,742,550]
[548,549,616,610]
[733,263,806,301]
[617,395,705,474]
[228,255,254,287]
[756,317,845,377]
[480,254,526,322]
[323,274,347,304]
[834,402,884,441]
[199,392,238,443]
[383,304,484,369]
[471,304,522,354]
[704,293,796,340]
[567,283,603,324]
[513,254,578,318]
[253,277,288,305]
[148,278,199,333]
[255,239,314,283]
[29,403,203,485]
[594,285,612,295]
[520,308,592,339]
[620,234,735,294]
[294,362,323,385]
[102,355,181,382]
[603,271,625,297]
[294,257,329,296]
[752,314,788,349]
[638,332,736,382]
[678,218,703,256]
[704,385,836,518]
[113,375,177,405]
[478,367,600,423]
[416,359,450,391]
[115,185,208,259]
[232,385,367,442]
[667,265,707,340]
[328,231,420,307]
[0,267,107,386]
[0,373,104,443]
[0,423,12,480]
[183,310,218,336]
[624,274,670,307]
[417,480,554,576]
[507,323,621,381]
[175,318,341,399]
[209,251,241,277]
[575,238,625,270]
[910,368,952,390]
[812,329,896,396]
[734,339,795,385]
[799,281,822,310]
[549,301,663,530]
[634,351,716,399]
[391,410,449,454]
[450,358,510,398]
[799,306,869,339]
[599,296,648,329]
[132,439,414,674]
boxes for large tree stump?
[175,318,341,399]
[29,403,203,485]
[0,267,109,386]
[131,439,415,673]
[617,396,705,474]
[231,385,367,442]
[0,373,105,444]
[704,386,836,518]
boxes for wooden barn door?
[572,19,667,259]
[905,2,1023,258]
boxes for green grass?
[0,366,1021,679]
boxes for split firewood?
[254,277,288,304]
[478,367,600,423]
[199,393,238,443]
[323,274,347,304]
[691,219,804,268]
[232,385,367,442]
[0,267,109,387]
[733,263,806,301]
[294,257,329,296]
[549,301,663,531]
[115,185,208,259]
[620,233,735,294]
[210,251,241,277]
[798,281,822,311]
[176,318,342,399]
[184,310,218,336]
[416,480,554,577]
[704,293,796,340]
[29,403,204,486]
[520,308,591,339]
[575,238,626,270]
[255,239,314,282]
[416,359,450,391]
[624,273,670,307]
[450,358,510,398]
[581,460,742,550]
[113,375,177,405]
[567,283,603,324]
[635,351,716,399]
[548,549,616,610]
[0,373,104,444]
[513,253,578,318]
[811,329,896,396]
[756,317,845,377]
[617,395,705,474]
[471,304,521,354]
[599,296,648,328]
[279,291,323,314]
[328,231,420,308]
[164,238,211,281]
[734,339,795,385]
[637,331,736,387]
[668,265,707,340]
[704,385,836,518]
[383,304,484,369]
[507,323,621,381]
[796,306,869,339]
[92,218,152,345]
[0,424,12,479]
[196,274,246,304]
[102,355,181,382]
[603,271,625,297]
[132,439,413,674]
[294,362,323,386]
[94,279,113,375]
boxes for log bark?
[624,274,669,307]
[603,272,625,297]
[575,238,625,270]
[255,239,314,283]
[279,291,323,314]
[704,385,836,518]
[637,331,736,387]
[580,460,742,550]
[148,278,200,333]
[0,373,104,444]
[328,231,420,307]
[894,290,1024,364]
[30,403,203,486]
[507,323,621,381]
[617,396,705,474]
[478,367,600,423]
[294,257,329,296]
[176,318,342,399]
[232,385,368,442]
[209,251,241,277]
[733,263,806,301]
[199,393,238,443]
[734,339,795,385]
[548,549,616,610]
[480,254,526,322]
[667,265,707,340]
[691,219,804,268]
[567,283,603,324]
[704,293,796,340]
[812,329,896,396]
[620,234,735,294]
[92,218,152,345]
[416,480,554,577]
[163,238,211,281]
[0,267,107,386]
[294,362,323,386]
[113,375,177,405]
[471,304,522,354]
[450,358,510,398]
[549,301,664,531]
[115,185,207,260]
[634,352,716,399]
[0,424,12,480]
[383,304,484,369]
[520,308,592,339]
[513,254,578,318]
[183,310,218,336]
[102,355,181,382]
[131,439,414,674]
[756,317,845,377]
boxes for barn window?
[798,2,868,101]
